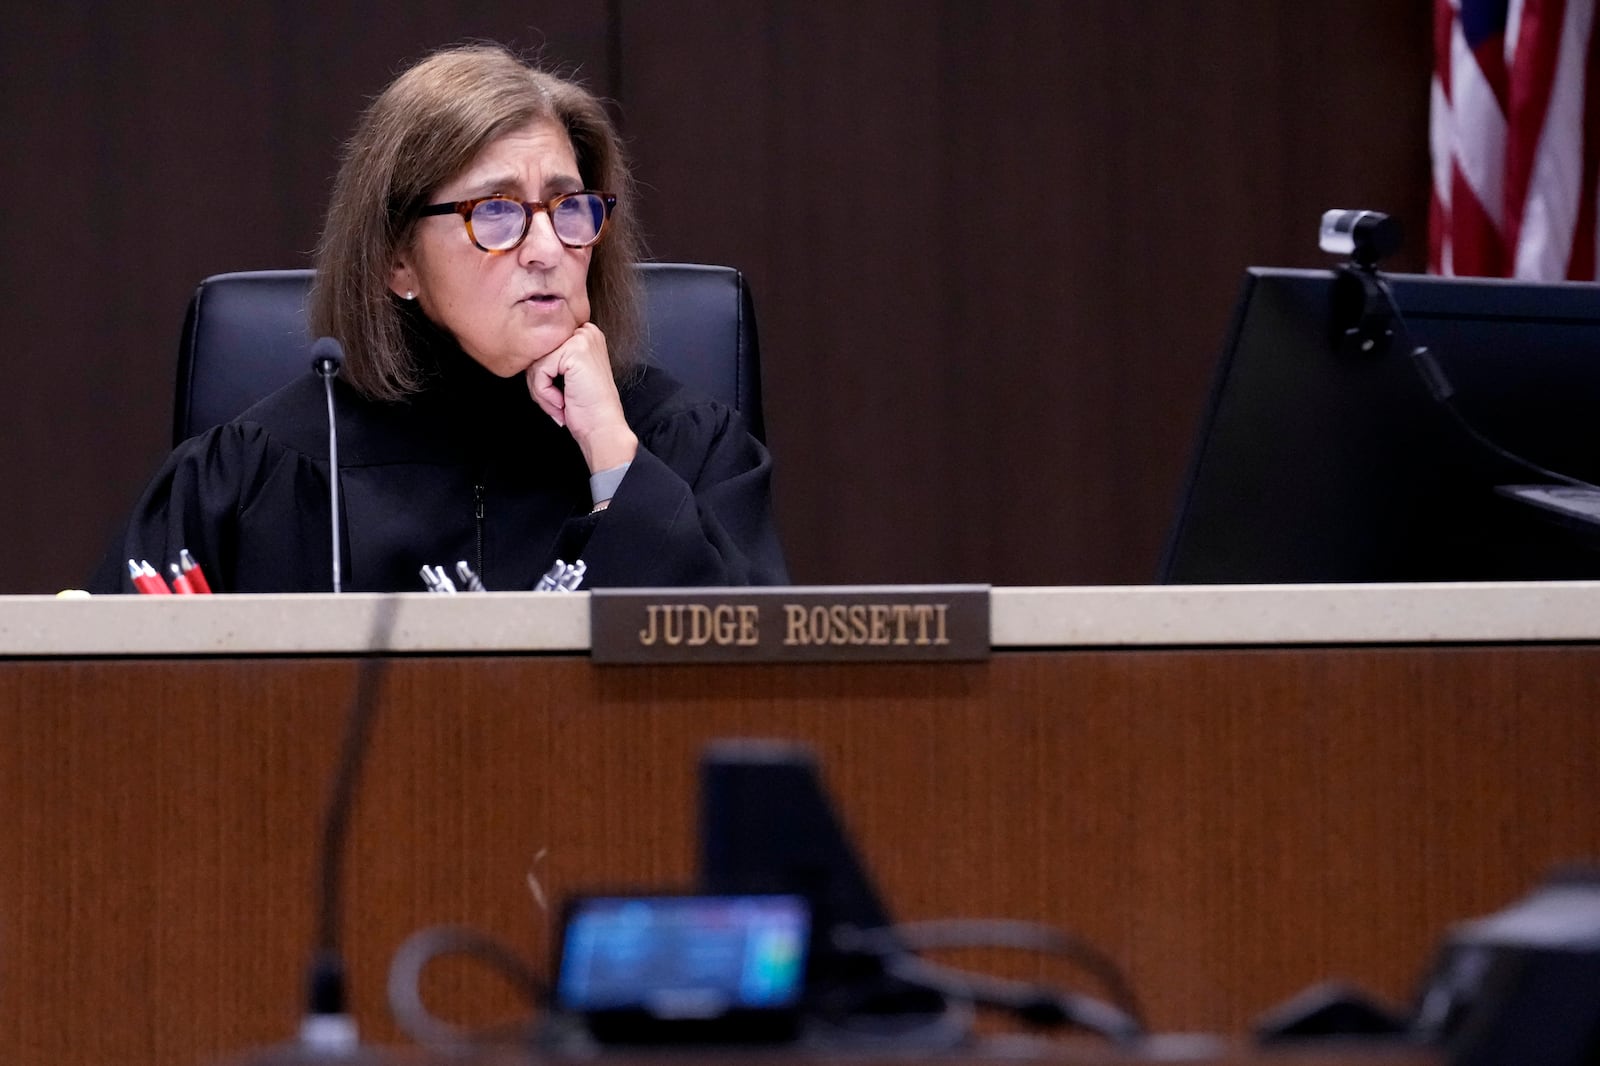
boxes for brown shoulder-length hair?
[310,44,643,401]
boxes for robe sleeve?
[87,424,318,594]
[562,401,789,587]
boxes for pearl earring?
[404,290,416,300]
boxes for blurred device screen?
[555,893,809,1043]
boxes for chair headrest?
[175,263,765,444]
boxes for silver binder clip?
[535,559,587,592]
[419,564,457,593]
[556,559,587,591]
[454,560,487,592]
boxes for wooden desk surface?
[4,631,1595,1066]
[5,581,1600,656]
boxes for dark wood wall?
[0,3,1430,593]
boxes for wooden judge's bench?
[4,583,1598,1066]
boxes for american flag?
[1430,0,1600,279]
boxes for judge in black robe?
[90,336,787,593]
[91,44,787,594]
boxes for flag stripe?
[1515,0,1593,275]
[1430,0,1600,281]
[1451,18,1511,230]
[1567,15,1600,277]
[1502,0,1565,252]
[1436,0,1458,104]
[1453,162,1511,273]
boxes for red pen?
[139,560,173,595]
[179,549,213,594]
[129,559,171,595]
[168,563,196,595]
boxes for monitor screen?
[697,739,950,1032]
[698,739,892,942]
[1161,268,1600,584]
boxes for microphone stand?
[219,552,404,1060]
[310,338,344,594]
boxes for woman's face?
[390,120,594,377]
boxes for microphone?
[216,593,403,1066]
[311,338,345,594]
[302,595,400,1057]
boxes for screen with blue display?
[556,894,809,1018]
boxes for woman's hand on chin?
[525,322,639,472]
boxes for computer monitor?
[697,739,950,1035]
[1161,268,1600,584]
[699,739,892,944]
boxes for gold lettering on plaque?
[868,605,890,644]
[686,604,714,646]
[783,604,808,645]
[641,603,764,648]
[849,604,869,643]
[736,605,760,645]
[780,601,954,647]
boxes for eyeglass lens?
[470,194,607,250]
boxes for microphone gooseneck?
[301,593,402,1056]
[310,337,345,594]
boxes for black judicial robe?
[90,348,788,593]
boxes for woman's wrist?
[579,425,638,473]
[588,460,631,513]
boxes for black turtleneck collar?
[322,310,576,467]
[401,311,560,427]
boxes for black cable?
[384,916,1142,1050]
[799,987,976,1050]
[882,953,1142,1043]
[835,918,1146,1042]
[1371,272,1600,492]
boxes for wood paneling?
[0,3,1428,592]
[4,645,1596,1065]
[620,2,1431,584]
[0,4,613,594]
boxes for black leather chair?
[173,263,765,446]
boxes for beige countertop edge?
[991,581,1600,646]
[3,582,1600,656]
[0,592,590,655]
